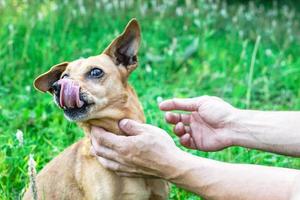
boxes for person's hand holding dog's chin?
[91,119,182,179]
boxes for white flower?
[175,7,183,16]
[156,96,163,103]
[53,146,59,152]
[16,129,24,146]
[42,112,47,121]
[265,49,272,57]
[145,64,152,73]
[220,9,228,18]
[25,85,31,92]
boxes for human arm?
[90,121,300,200]
[160,96,300,156]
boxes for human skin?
[91,96,300,199]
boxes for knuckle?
[118,146,130,156]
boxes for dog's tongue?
[57,79,84,109]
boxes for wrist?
[228,109,259,147]
[163,149,214,181]
[164,149,225,196]
[161,147,187,180]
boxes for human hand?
[159,96,238,151]
[90,119,182,179]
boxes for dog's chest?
[118,177,151,200]
[79,149,151,200]
[83,170,151,200]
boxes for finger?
[165,112,191,125]
[174,122,185,136]
[119,119,147,136]
[180,133,196,149]
[91,127,124,149]
[189,137,197,149]
[159,98,200,111]
[173,122,184,136]
[173,123,191,136]
[98,157,150,176]
[92,141,124,164]
[97,157,134,172]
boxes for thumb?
[119,119,144,136]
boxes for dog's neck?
[78,84,145,136]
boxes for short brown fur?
[23,19,168,200]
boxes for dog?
[23,19,169,200]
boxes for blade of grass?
[246,35,261,108]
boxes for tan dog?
[23,19,169,200]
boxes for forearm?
[231,110,300,156]
[166,151,300,200]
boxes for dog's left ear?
[103,19,141,75]
[34,62,69,93]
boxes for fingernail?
[119,119,129,128]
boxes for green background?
[0,0,300,199]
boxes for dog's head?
[34,19,141,122]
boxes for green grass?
[1,0,300,199]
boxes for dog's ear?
[34,62,68,93]
[103,19,141,75]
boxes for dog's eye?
[89,68,104,78]
[61,74,69,79]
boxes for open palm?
[159,96,237,151]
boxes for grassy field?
[1,0,300,199]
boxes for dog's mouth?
[62,93,93,121]
[54,79,94,121]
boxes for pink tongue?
[57,79,84,109]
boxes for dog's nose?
[51,82,61,96]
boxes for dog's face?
[34,19,141,121]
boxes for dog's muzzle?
[52,79,84,109]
